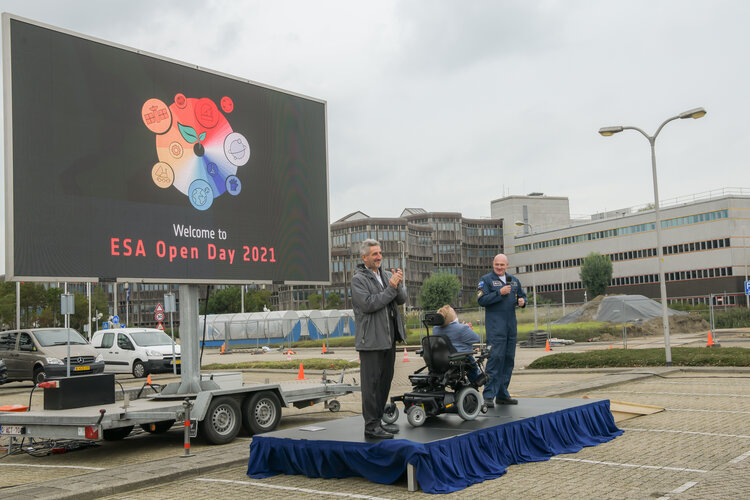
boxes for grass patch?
[202,358,359,371]
[527,347,750,369]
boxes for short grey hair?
[360,238,381,257]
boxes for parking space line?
[550,457,706,473]
[728,450,750,464]
[655,481,699,500]
[195,478,392,499]
[621,427,750,439]
[603,390,750,397]
[0,463,105,470]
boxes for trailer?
[0,373,359,447]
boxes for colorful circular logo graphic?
[142,94,249,210]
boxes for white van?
[91,328,181,378]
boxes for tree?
[308,293,323,310]
[325,293,342,310]
[203,286,241,314]
[245,289,273,312]
[579,252,613,299]
[418,273,461,311]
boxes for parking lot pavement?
[2,336,749,498]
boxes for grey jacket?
[351,263,407,350]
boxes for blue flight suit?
[477,272,526,401]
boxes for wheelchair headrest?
[423,313,444,327]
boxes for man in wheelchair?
[383,308,490,427]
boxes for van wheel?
[201,396,241,444]
[242,391,281,435]
[33,367,46,385]
[132,360,146,378]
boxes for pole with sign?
[61,291,74,377]
[163,296,178,374]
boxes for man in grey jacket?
[351,238,407,439]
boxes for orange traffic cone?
[220,342,226,355]
[286,350,292,360]
[609,345,613,349]
[403,347,410,362]
[706,331,720,348]
[545,339,551,351]
[146,374,152,385]
[322,344,327,354]
[297,363,306,380]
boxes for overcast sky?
[1,0,748,227]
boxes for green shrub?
[696,307,750,328]
[528,346,750,369]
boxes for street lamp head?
[598,126,623,136]
[678,107,707,120]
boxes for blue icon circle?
[226,175,242,196]
[189,179,214,211]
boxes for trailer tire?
[201,396,241,444]
[140,420,175,434]
[132,360,147,378]
[243,391,281,435]
[103,425,134,441]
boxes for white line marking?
[550,457,706,473]
[667,408,750,415]
[728,450,750,464]
[603,390,750,397]
[621,427,750,439]
[656,481,699,500]
[195,478,393,499]
[0,463,105,470]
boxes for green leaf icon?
[199,132,206,142]
[178,123,199,144]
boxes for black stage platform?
[247,398,622,493]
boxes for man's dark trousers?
[359,347,396,432]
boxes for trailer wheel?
[243,391,281,435]
[140,420,175,434]
[103,425,134,441]
[327,400,341,412]
[132,360,147,378]
[201,396,242,445]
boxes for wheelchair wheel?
[406,405,427,427]
[382,403,399,424]
[456,387,482,421]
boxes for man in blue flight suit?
[477,253,526,407]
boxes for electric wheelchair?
[383,312,489,427]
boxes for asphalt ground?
[0,330,749,498]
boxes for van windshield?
[130,331,175,347]
[33,329,88,346]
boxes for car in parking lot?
[91,328,181,377]
[0,358,7,384]
[0,328,105,383]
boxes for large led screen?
[3,15,330,284]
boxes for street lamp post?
[514,221,538,330]
[599,107,706,366]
